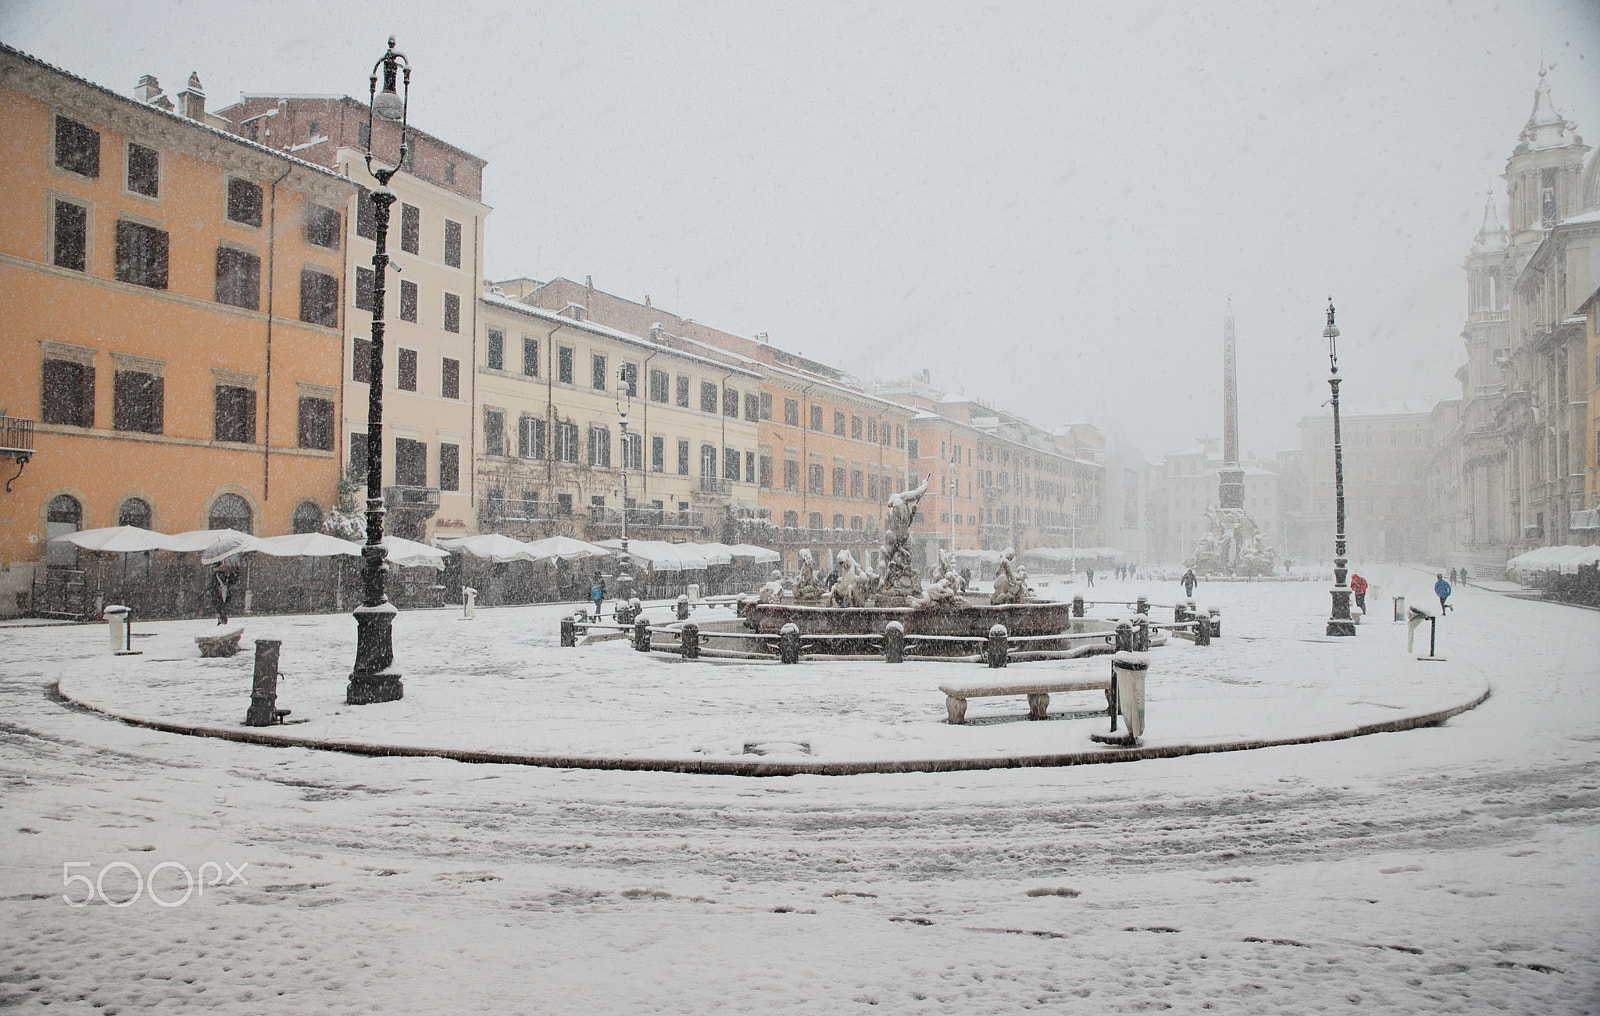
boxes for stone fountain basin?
[747,599,1094,638]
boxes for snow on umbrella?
[52,525,181,553]
[727,543,781,564]
[252,532,362,557]
[433,533,538,563]
[382,535,450,570]
[520,535,612,563]
[166,529,263,554]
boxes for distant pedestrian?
[1128,563,1136,579]
[1449,566,1458,585]
[1181,568,1197,598]
[211,559,239,626]
[1350,572,1368,613]
[1085,567,1095,587]
[1459,566,1468,586]
[590,571,606,619]
[1435,573,1453,614]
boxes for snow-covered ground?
[1,565,1596,1013]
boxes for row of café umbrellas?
[54,526,785,572]
[1504,545,1600,576]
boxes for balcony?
[480,497,565,522]
[0,415,33,491]
[587,506,705,531]
[383,485,440,541]
[698,477,733,497]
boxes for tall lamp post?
[1324,298,1356,637]
[614,371,635,607]
[347,37,411,705]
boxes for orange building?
[0,46,358,615]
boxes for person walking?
[211,559,239,626]
[589,571,606,619]
[1459,566,1469,586]
[1350,572,1368,613]
[1434,573,1453,614]
[1181,568,1197,598]
[1085,566,1095,588]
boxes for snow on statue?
[1189,505,1277,577]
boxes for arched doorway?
[292,501,323,534]
[208,493,253,534]
[45,494,82,567]
[118,497,152,529]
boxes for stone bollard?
[778,622,801,664]
[1134,615,1150,652]
[1207,607,1221,638]
[461,586,477,620]
[985,624,1009,669]
[1072,595,1085,618]
[883,620,905,664]
[633,616,652,652]
[244,639,287,726]
[1174,601,1189,623]
[1193,614,1211,646]
[1136,595,1149,615]
[680,622,701,660]
[1115,620,1134,653]
[676,594,690,621]
[560,615,577,647]
[104,605,135,655]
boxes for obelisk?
[1218,300,1245,510]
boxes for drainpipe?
[263,167,293,509]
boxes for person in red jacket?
[1349,572,1368,613]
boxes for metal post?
[1135,595,1149,615]
[245,639,284,726]
[1324,299,1356,637]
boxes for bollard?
[633,616,652,652]
[676,594,690,621]
[244,639,287,726]
[680,622,701,660]
[1072,595,1085,618]
[1392,596,1406,622]
[104,605,137,655]
[1174,601,1189,623]
[1193,614,1211,646]
[1135,595,1149,615]
[560,615,577,647]
[1207,607,1222,638]
[883,620,904,664]
[1110,651,1148,739]
[1134,615,1150,652]
[778,622,801,664]
[461,586,477,620]
[985,624,1009,669]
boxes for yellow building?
[0,46,357,616]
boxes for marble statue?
[910,571,968,609]
[756,569,786,604]
[931,548,967,593]
[792,548,823,601]
[877,475,930,605]
[989,546,1033,605]
[1189,505,1277,577]
[827,549,875,608]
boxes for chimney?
[177,72,206,121]
[135,74,173,110]
[649,323,663,343]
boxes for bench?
[938,674,1113,724]
[195,628,244,658]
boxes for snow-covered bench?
[938,673,1113,724]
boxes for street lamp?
[614,371,635,606]
[1324,298,1356,637]
[347,37,412,705]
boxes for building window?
[349,432,368,476]
[896,425,904,449]
[399,279,417,322]
[784,398,799,426]
[760,392,772,420]
[356,192,376,240]
[305,203,340,248]
[676,375,690,407]
[214,247,260,309]
[558,346,574,384]
[443,219,462,268]
[119,497,153,529]
[701,444,717,477]
[555,421,579,462]
[851,415,862,440]
[809,463,825,495]
[588,425,611,466]
[208,493,252,534]
[834,410,846,436]
[833,465,847,495]
[397,348,418,391]
[592,353,608,391]
[53,200,88,272]
[700,381,718,414]
[352,337,372,383]
[908,437,920,458]
[744,393,759,422]
[439,443,460,491]
[299,269,338,326]
[868,419,878,443]
[621,362,639,398]
[443,293,461,333]
[214,385,257,444]
[297,396,334,450]
[782,510,799,528]
[54,116,99,178]
[126,143,159,197]
[113,370,163,434]
[441,358,460,399]
[444,161,456,185]
[394,438,427,487]
[400,203,420,254]
[851,469,863,498]
[227,178,262,227]
[746,450,756,483]
[649,369,669,402]
[650,435,665,472]
[557,492,573,515]
[622,432,642,470]
[523,336,539,377]
[484,408,505,456]
[487,328,504,370]
[292,502,322,534]
[356,266,377,312]
[723,447,740,481]
[810,404,823,430]
[114,221,168,289]
[678,439,690,475]
[784,459,799,490]
[758,455,772,487]
[723,387,739,418]
[518,416,545,458]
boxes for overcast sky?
[5,1,1598,461]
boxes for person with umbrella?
[589,570,606,620]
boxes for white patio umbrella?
[382,535,450,570]
[52,525,180,553]
[521,535,612,563]
[166,528,263,554]
[433,533,538,563]
[253,532,361,557]
[727,543,781,564]
[693,542,736,566]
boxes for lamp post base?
[1326,588,1356,637]
[347,604,403,704]
[346,670,404,705]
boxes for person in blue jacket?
[1434,573,1453,614]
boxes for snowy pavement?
[1,565,1597,1013]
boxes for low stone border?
[53,681,1490,778]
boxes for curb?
[54,682,1491,778]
